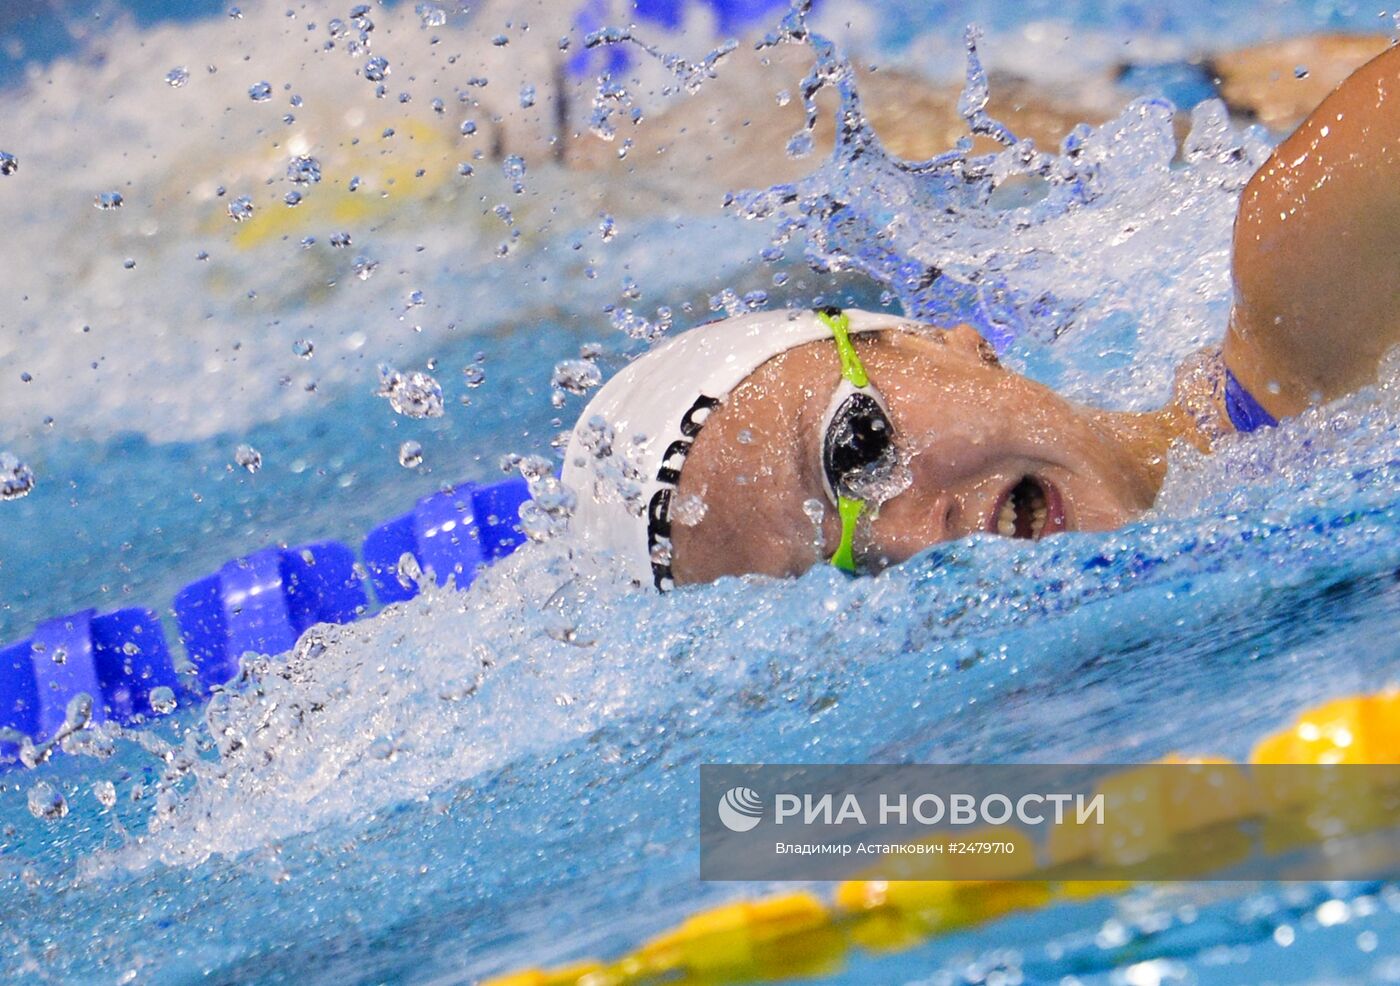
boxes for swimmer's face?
[669,326,1162,583]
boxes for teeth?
[997,499,1016,536]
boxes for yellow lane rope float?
[483,686,1400,986]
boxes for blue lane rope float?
[0,475,535,763]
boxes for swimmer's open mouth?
[988,476,1066,540]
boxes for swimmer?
[563,43,1400,590]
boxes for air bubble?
[95,191,123,209]
[248,81,273,102]
[519,84,536,109]
[93,780,117,809]
[165,66,190,88]
[149,686,177,715]
[284,190,303,207]
[462,363,485,388]
[0,152,16,176]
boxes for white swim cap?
[562,307,917,589]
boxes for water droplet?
[51,646,67,665]
[94,190,123,210]
[673,493,708,526]
[456,163,474,178]
[92,780,117,809]
[348,176,362,192]
[227,195,255,222]
[27,782,67,821]
[248,81,273,102]
[415,2,446,27]
[350,4,374,31]
[234,444,262,473]
[491,34,509,46]
[165,66,190,88]
[599,213,617,242]
[122,258,136,270]
[195,249,210,261]
[550,358,603,402]
[329,231,352,248]
[377,366,444,418]
[293,338,314,358]
[396,551,424,589]
[785,131,814,159]
[149,686,177,715]
[407,290,425,308]
[0,453,36,501]
[737,428,753,445]
[499,155,527,194]
[351,255,378,280]
[286,154,322,185]
[363,56,390,82]
[283,190,303,207]
[650,537,673,565]
[398,440,424,468]
[519,83,536,109]
[1294,65,1309,79]
[65,692,93,730]
[0,152,16,176]
[227,6,243,18]
[459,119,477,136]
[462,364,485,388]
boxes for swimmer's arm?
[1227,42,1400,418]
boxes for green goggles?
[814,308,897,574]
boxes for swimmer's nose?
[864,491,958,567]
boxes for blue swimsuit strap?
[1223,368,1278,433]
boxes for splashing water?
[3,2,1400,984]
[730,12,1269,411]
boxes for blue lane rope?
[1,475,534,762]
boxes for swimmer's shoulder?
[1227,43,1400,422]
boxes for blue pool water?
[2,1,1399,984]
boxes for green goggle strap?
[815,309,872,574]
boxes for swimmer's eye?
[821,385,898,503]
